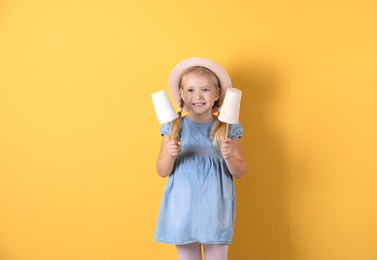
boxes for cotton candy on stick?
[218,88,242,138]
[151,90,179,140]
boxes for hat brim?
[168,57,232,112]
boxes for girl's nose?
[194,92,203,99]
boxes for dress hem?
[154,238,232,245]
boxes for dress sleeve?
[230,123,243,139]
[160,123,170,136]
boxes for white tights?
[176,242,228,260]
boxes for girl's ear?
[215,88,220,101]
[179,88,184,100]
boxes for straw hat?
[168,57,232,112]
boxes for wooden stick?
[168,121,173,140]
[225,123,229,139]
[169,121,177,141]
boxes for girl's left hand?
[221,138,233,160]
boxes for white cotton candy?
[151,90,178,124]
[218,88,242,124]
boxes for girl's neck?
[187,113,215,123]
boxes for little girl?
[154,57,246,260]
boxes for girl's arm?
[156,135,181,178]
[221,137,247,179]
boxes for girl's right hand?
[166,140,181,158]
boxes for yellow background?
[1,0,376,259]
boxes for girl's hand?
[221,137,247,179]
[156,136,181,178]
[221,138,233,160]
[166,140,181,158]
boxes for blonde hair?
[170,66,227,149]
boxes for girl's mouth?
[193,103,206,107]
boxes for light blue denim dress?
[154,116,243,245]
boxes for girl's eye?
[187,89,194,93]
[202,89,210,92]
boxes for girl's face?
[179,73,219,122]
